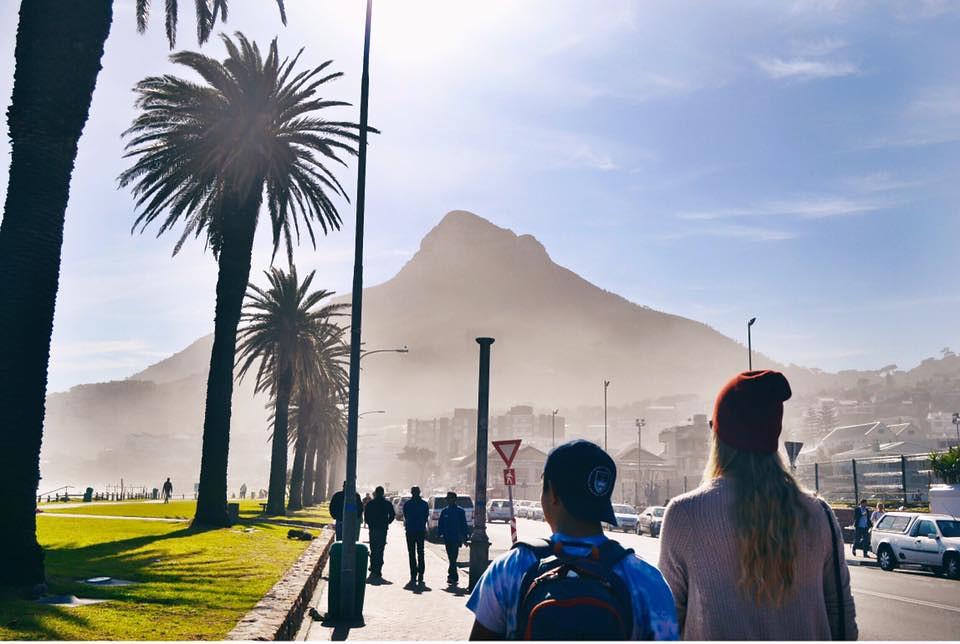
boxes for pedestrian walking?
[240,483,247,500]
[853,499,871,557]
[438,491,470,585]
[330,482,363,541]
[658,370,858,640]
[467,440,679,640]
[364,486,396,581]
[362,492,373,527]
[402,486,429,588]
[161,477,173,504]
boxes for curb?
[228,527,334,641]
[846,558,879,568]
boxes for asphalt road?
[429,517,960,641]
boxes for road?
[427,517,960,641]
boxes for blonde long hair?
[704,436,809,605]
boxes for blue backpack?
[512,538,635,640]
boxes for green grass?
[0,509,327,640]
[43,499,333,526]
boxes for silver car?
[637,506,666,537]
[488,499,512,523]
[607,504,639,533]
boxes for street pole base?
[468,531,491,589]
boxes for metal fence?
[795,454,944,506]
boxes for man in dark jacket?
[402,486,430,587]
[853,498,871,557]
[364,486,395,580]
[437,491,470,585]
[329,482,363,541]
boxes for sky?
[1,0,959,392]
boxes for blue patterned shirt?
[466,532,679,640]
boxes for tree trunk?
[326,451,342,503]
[264,363,294,516]
[302,434,317,506]
[193,191,261,527]
[287,427,309,512]
[315,454,328,502]
[0,0,113,589]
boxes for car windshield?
[432,496,474,509]
[613,504,635,514]
[653,508,665,517]
[937,520,960,537]
[877,514,912,532]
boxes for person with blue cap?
[466,439,679,640]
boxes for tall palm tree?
[120,34,360,526]
[0,0,284,589]
[237,267,350,515]
[288,392,347,511]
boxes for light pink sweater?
[658,476,858,640]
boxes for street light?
[359,410,385,419]
[551,409,559,449]
[603,380,611,451]
[359,345,408,361]
[747,317,757,371]
[953,412,960,446]
[635,418,645,506]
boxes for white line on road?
[853,588,960,613]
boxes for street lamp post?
[339,0,374,623]
[747,317,757,371]
[359,345,408,361]
[603,380,610,451]
[953,412,960,446]
[636,417,645,506]
[551,409,558,449]
[470,337,495,588]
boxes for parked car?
[605,504,639,533]
[637,506,666,537]
[529,502,544,521]
[427,494,475,540]
[871,511,960,579]
[515,500,533,519]
[393,495,412,521]
[488,499,512,523]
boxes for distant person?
[658,371,858,640]
[363,486,396,581]
[467,440,678,640]
[870,502,885,529]
[362,492,373,527]
[853,499,871,558]
[402,486,430,588]
[161,478,173,504]
[329,482,363,541]
[438,491,470,585]
[240,483,247,500]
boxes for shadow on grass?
[0,598,94,641]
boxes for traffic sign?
[492,439,522,467]
[784,441,804,467]
[503,468,516,486]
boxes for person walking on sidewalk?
[364,486,396,581]
[438,491,470,585]
[853,499,871,558]
[161,478,173,504]
[467,440,679,640]
[330,482,363,541]
[658,371,858,640]
[403,486,429,588]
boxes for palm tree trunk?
[302,434,317,506]
[264,363,294,516]
[287,427,309,512]
[326,451,341,503]
[193,192,261,527]
[0,0,113,589]
[314,454,328,502]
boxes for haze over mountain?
[38,210,881,491]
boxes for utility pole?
[470,338,495,588]
[747,317,757,371]
[603,380,610,451]
[636,417,645,506]
[339,0,374,622]
[551,409,558,449]
[953,412,960,447]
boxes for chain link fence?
[795,454,942,506]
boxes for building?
[459,444,549,501]
[658,414,710,483]
[613,445,676,507]
[814,422,895,458]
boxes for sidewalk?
[300,528,475,641]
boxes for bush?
[929,446,960,485]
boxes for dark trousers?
[369,528,387,575]
[406,531,425,580]
[854,526,869,555]
[444,541,460,581]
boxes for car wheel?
[878,545,897,572]
[944,553,960,580]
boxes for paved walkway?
[300,527,475,641]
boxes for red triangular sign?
[492,439,522,467]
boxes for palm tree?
[120,34,360,526]
[288,392,347,511]
[0,0,285,589]
[236,266,350,515]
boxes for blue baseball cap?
[543,440,618,526]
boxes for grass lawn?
[43,499,332,526]
[0,504,331,640]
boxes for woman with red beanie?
[658,370,858,640]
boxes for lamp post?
[470,337,495,588]
[953,412,960,446]
[339,0,374,622]
[359,410,385,419]
[359,345,408,361]
[603,380,610,451]
[747,317,757,371]
[551,409,559,449]
[636,418,645,506]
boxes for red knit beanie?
[712,370,792,453]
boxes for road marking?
[853,588,960,613]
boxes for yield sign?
[492,439,522,467]
[784,441,804,467]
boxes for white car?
[488,499,513,523]
[638,506,666,537]
[605,504,639,533]
[515,500,533,519]
[529,502,544,521]
[871,511,960,579]
[427,494,475,540]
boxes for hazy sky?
[1,0,958,392]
